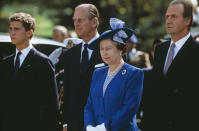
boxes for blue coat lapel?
[103,63,127,97]
[97,67,108,98]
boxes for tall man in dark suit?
[0,12,58,131]
[151,1,199,131]
[62,4,103,131]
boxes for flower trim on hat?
[110,18,129,44]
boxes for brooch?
[122,69,126,75]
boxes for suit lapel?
[88,40,102,71]
[98,68,108,98]
[166,36,193,75]
[71,44,82,76]
[9,55,15,75]
[160,42,170,74]
[88,49,100,67]
[19,48,35,72]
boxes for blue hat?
[129,34,138,43]
[98,18,135,45]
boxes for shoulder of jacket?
[124,63,143,74]
[2,53,14,61]
[94,66,108,74]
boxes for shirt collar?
[82,32,100,46]
[16,44,33,57]
[170,33,191,50]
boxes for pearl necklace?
[108,60,124,76]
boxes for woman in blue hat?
[84,18,144,131]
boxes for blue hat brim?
[100,27,134,42]
[89,27,134,50]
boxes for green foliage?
[0,0,176,51]
[34,14,54,38]
[0,2,56,37]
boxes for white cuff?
[63,123,67,127]
[86,125,96,131]
[96,123,107,131]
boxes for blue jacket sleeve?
[105,69,144,130]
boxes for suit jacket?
[151,36,199,131]
[63,41,103,131]
[0,47,58,131]
[84,63,144,131]
[141,67,155,130]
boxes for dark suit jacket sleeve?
[39,58,58,130]
[84,70,98,127]
[62,51,70,124]
[0,60,2,128]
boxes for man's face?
[52,30,65,42]
[165,4,190,37]
[9,21,32,46]
[73,7,95,40]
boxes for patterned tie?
[81,43,88,67]
[164,43,175,74]
[15,51,22,72]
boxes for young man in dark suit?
[0,12,58,131]
[150,1,199,131]
[62,4,103,131]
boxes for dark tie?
[15,51,22,72]
[164,43,175,74]
[81,43,88,67]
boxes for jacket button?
[173,89,179,93]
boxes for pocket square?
[95,63,105,68]
[23,64,31,70]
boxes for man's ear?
[27,29,34,38]
[185,18,191,27]
[91,17,98,28]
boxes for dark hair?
[169,0,193,30]
[9,12,35,32]
[116,42,126,54]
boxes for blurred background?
[1,0,199,52]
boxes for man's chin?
[11,42,17,45]
[166,30,173,34]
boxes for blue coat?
[84,63,143,131]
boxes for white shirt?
[128,48,137,58]
[80,33,99,62]
[14,44,33,67]
[164,33,191,71]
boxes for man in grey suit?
[62,4,103,131]
[150,1,199,131]
[0,12,58,131]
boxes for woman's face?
[100,39,122,66]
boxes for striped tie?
[164,43,175,74]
